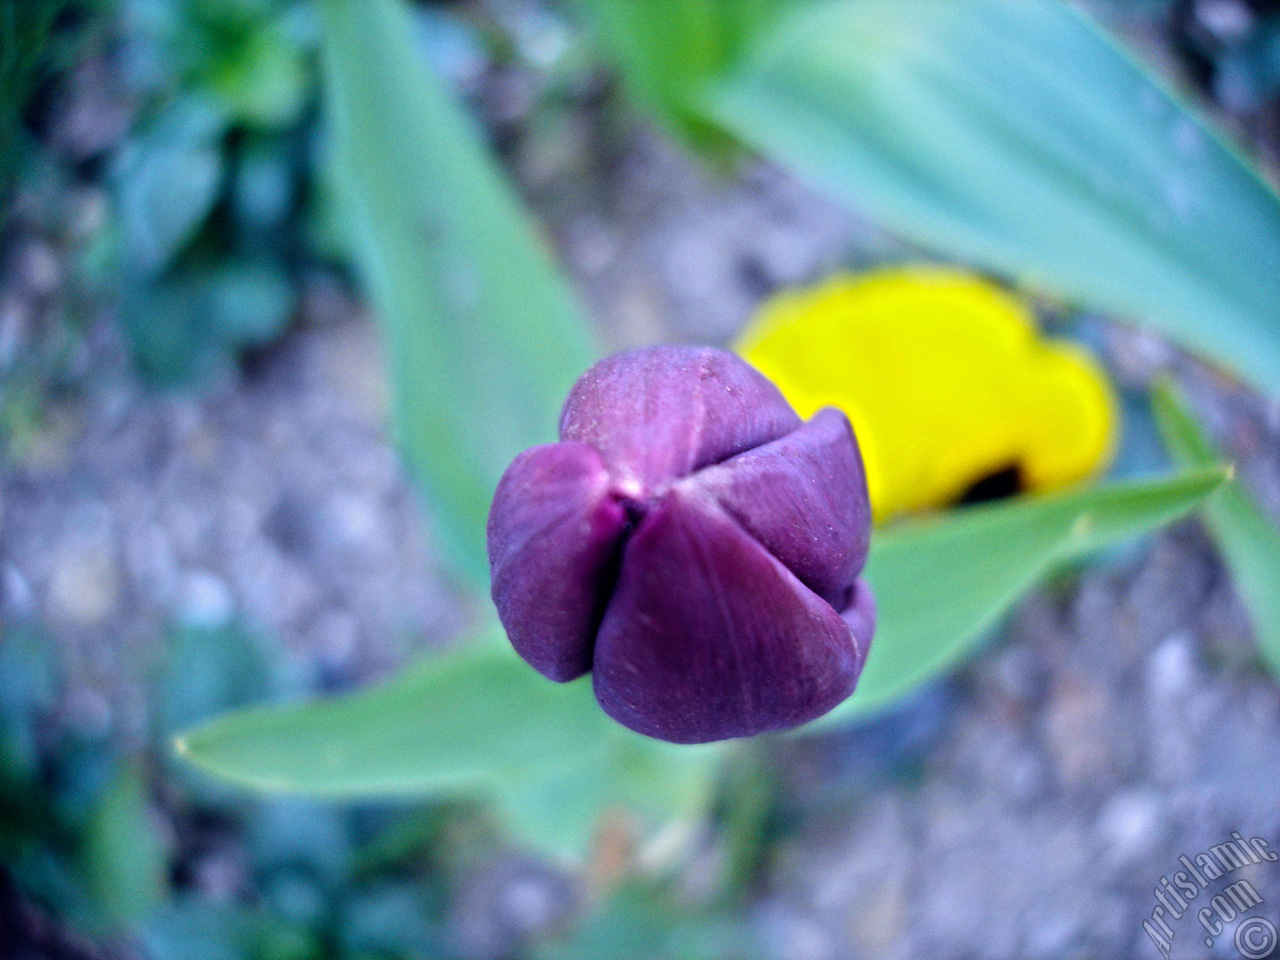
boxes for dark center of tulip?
[957,463,1024,505]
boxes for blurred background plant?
[3,0,1280,958]
[0,619,473,960]
[0,1,91,210]
[100,0,321,383]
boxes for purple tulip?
[487,346,875,744]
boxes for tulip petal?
[840,577,876,658]
[560,346,800,491]
[488,442,630,681]
[592,488,865,743]
[685,407,870,607]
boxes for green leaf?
[175,479,1222,832]
[536,883,761,960]
[815,467,1227,725]
[494,733,722,861]
[1152,382,1280,677]
[319,0,596,585]
[115,102,226,275]
[207,260,296,349]
[709,0,1280,396]
[231,141,295,230]
[0,626,57,784]
[575,0,806,150]
[176,638,611,797]
[209,24,310,128]
[118,275,224,385]
[140,902,260,960]
[339,882,447,959]
[176,631,724,858]
[118,261,295,385]
[84,762,168,929]
[0,0,85,208]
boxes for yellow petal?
[737,267,1118,521]
[1016,341,1118,492]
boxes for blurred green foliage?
[0,0,90,209]
[535,882,763,960]
[572,0,805,152]
[579,0,1280,398]
[1154,382,1280,680]
[0,621,469,960]
[0,626,166,938]
[102,0,321,383]
[0,618,771,958]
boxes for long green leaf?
[179,473,1224,791]
[1153,383,1280,677]
[320,0,595,584]
[176,639,613,797]
[710,0,1280,395]
[815,467,1226,725]
[85,763,168,929]
[176,632,726,858]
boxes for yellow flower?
[737,268,1118,521]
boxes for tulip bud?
[487,346,874,744]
